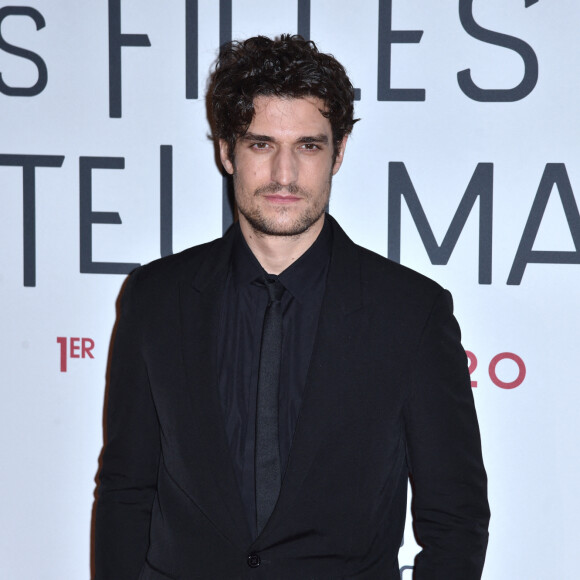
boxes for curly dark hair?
[209,34,358,160]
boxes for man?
[95,35,489,579]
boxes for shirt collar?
[231,215,332,304]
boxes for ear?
[219,139,234,174]
[331,136,348,175]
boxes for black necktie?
[255,277,285,535]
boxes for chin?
[243,208,325,237]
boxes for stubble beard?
[234,176,332,238]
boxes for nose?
[271,146,298,187]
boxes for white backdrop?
[1,1,579,578]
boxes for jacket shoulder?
[327,213,444,304]
[138,237,221,280]
[357,244,443,300]
[121,234,229,305]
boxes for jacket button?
[247,553,261,568]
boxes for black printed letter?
[0,154,64,286]
[160,146,173,257]
[388,162,493,284]
[458,0,538,102]
[185,0,198,99]
[108,0,151,117]
[0,6,48,96]
[508,164,580,285]
[79,156,140,274]
[377,0,425,101]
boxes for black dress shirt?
[217,217,332,538]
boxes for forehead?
[247,95,331,137]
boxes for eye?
[250,142,270,150]
[300,143,321,151]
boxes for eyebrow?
[297,134,329,145]
[241,133,274,142]
[242,132,329,145]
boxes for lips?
[263,194,302,204]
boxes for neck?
[239,215,325,275]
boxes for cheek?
[309,164,334,187]
[234,168,262,197]
[240,159,266,182]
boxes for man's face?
[219,96,347,237]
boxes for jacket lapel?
[174,217,366,547]
[178,230,253,548]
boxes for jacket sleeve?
[94,270,160,580]
[404,289,490,578]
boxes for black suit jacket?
[95,215,489,579]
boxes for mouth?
[262,193,302,204]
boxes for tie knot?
[263,277,285,302]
